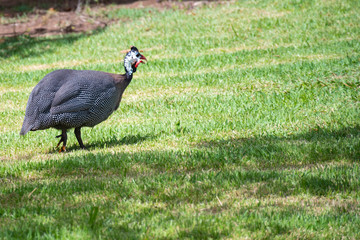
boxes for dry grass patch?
[0,86,33,94]
[213,6,289,19]
[15,46,162,72]
[220,189,360,216]
[18,59,99,72]
[0,100,24,112]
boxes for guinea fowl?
[20,46,147,152]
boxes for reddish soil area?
[0,9,107,37]
[0,0,219,37]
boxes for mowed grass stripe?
[1,37,358,78]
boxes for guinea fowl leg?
[56,130,67,153]
[75,127,86,149]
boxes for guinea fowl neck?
[124,55,135,80]
[125,72,133,82]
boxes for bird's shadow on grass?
[88,132,159,149]
[62,132,159,152]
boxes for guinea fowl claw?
[56,133,67,152]
[58,145,66,153]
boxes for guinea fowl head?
[124,46,147,75]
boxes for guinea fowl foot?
[56,131,67,153]
[58,145,66,153]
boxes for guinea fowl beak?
[135,55,147,68]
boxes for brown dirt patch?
[0,0,225,38]
[0,9,107,37]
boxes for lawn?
[0,0,360,239]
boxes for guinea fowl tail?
[20,120,32,135]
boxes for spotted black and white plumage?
[20,46,147,152]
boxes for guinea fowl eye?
[136,53,140,57]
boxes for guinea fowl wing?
[50,80,97,114]
[49,71,118,128]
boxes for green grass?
[1,0,360,239]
